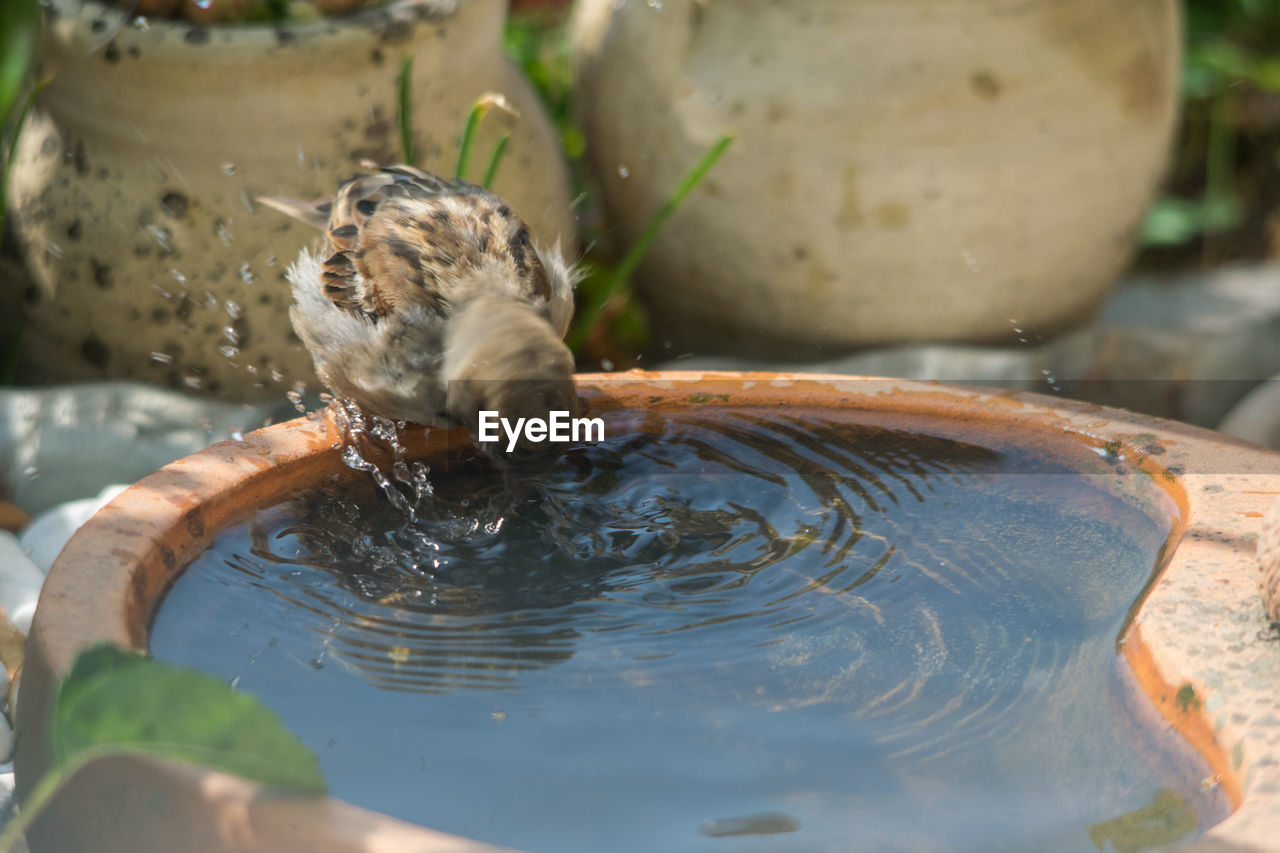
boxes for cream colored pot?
[571,0,1180,356]
[6,0,575,399]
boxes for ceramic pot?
[14,372,1280,851]
[5,0,575,400]
[571,0,1181,357]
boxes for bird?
[259,164,582,464]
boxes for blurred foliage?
[0,0,38,131]
[504,9,653,368]
[1,0,40,386]
[1141,0,1280,259]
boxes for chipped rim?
[15,372,1280,852]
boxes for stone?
[658,262,1280,430]
[18,485,129,577]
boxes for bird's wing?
[263,165,561,324]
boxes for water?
[149,410,1226,852]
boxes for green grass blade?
[454,101,486,182]
[0,75,51,242]
[481,133,511,189]
[397,57,415,165]
[568,134,734,353]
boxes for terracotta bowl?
[15,372,1280,852]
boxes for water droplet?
[216,222,233,247]
[150,351,174,364]
[23,466,39,479]
[222,326,240,345]
[230,430,246,443]
[131,15,150,30]
[194,0,213,8]
[238,263,256,286]
[146,224,172,252]
[647,0,662,8]
[170,269,187,286]
[43,241,63,259]
[266,254,278,267]
[228,675,240,692]
[183,370,204,390]
[286,389,306,412]
[617,165,630,178]
[221,162,237,176]
[269,367,284,383]
[219,345,240,359]
[224,299,241,319]
[601,358,615,371]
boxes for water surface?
[150,410,1226,852]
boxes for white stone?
[659,262,1280,430]
[18,485,129,576]
[0,534,45,636]
[0,383,281,516]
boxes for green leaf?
[53,643,326,794]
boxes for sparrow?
[260,164,581,464]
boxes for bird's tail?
[442,294,581,465]
[256,194,332,229]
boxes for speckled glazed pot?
[14,372,1280,852]
[571,0,1181,357]
[5,0,575,400]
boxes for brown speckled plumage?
[260,164,580,463]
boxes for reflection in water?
[151,411,1227,853]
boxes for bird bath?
[15,373,1280,853]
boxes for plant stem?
[481,133,510,189]
[0,758,76,852]
[397,57,415,166]
[567,134,734,353]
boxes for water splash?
[332,398,434,520]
